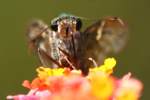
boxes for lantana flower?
[7,58,143,100]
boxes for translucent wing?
[26,19,53,67]
[26,19,49,50]
[83,17,128,64]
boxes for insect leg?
[58,47,74,60]
[88,57,98,67]
[58,47,76,69]
[38,48,62,68]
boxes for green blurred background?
[0,0,149,99]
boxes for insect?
[26,14,128,75]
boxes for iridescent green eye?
[76,18,82,30]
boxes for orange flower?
[7,58,143,100]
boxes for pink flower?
[7,58,143,100]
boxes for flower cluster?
[7,58,143,100]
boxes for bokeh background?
[0,0,149,99]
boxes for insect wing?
[84,17,128,64]
[26,19,55,67]
[26,19,49,51]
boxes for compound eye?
[76,18,82,30]
[51,23,58,31]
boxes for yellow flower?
[7,57,143,100]
[36,67,65,79]
[116,90,138,100]
[90,57,116,74]
[89,72,114,99]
